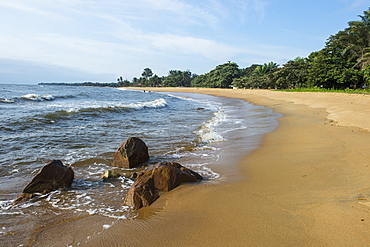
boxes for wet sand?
[33,88,370,246]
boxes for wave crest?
[21,94,55,101]
[126,98,167,109]
[0,98,15,103]
[45,98,168,119]
[197,109,226,143]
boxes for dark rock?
[13,160,74,205]
[151,162,203,192]
[124,162,203,209]
[112,137,149,168]
[22,160,74,193]
[123,177,160,209]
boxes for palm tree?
[345,9,370,84]
[340,9,370,68]
[141,68,153,80]
[253,62,278,76]
[132,77,138,85]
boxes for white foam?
[76,193,87,199]
[126,98,167,109]
[66,108,78,113]
[193,146,218,151]
[0,98,15,103]
[185,163,221,180]
[11,169,19,173]
[103,224,112,229]
[57,98,167,115]
[26,162,138,220]
[41,95,54,101]
[165,93,202,103]
[87,209,97,215]
[22,94,54,101]
[198,108,226,143]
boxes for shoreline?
[33,88,370,246]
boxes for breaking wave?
[21,94,55,101]
[197,108,226,143]
[0,94,79,104]
[46,98,168,117]
[0,98,15,103]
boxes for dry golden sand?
[33,88,370,246]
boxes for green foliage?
[231,62,278,89]
[117,76,131,87]
[270,57,310,88]
[307,50,349,88]
[208,62,241,88]
[141,68,153,80]
[253,62,279,77]
[191,74,208,87]
[132,77,139,85]
[233,75,271,89]
[306,8,370,89]
[240,64,259,77]
[191,61,240,88]
[148,74,162,87]
[162,70,193,87]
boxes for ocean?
[0,84,280,246]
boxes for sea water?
[0,84,280,246]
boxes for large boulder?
[112,137,149,168]
[151,162,203,192]
[123,179,160,209]
[13,160,74,205]
[124,162,203,209]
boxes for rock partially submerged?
[124,162,203,209]
[13,160,74,205]
[150,162,203,192]
[11,139,204,210]
[112,137,149,168]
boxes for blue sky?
[0,0,369,84]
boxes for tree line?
[120,8,369,90]
[117,68,198,88]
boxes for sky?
[0,0,369,84]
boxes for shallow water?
[0,85,280,246]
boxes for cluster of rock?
[13,137,203,209]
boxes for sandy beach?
[33,88,370,246]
